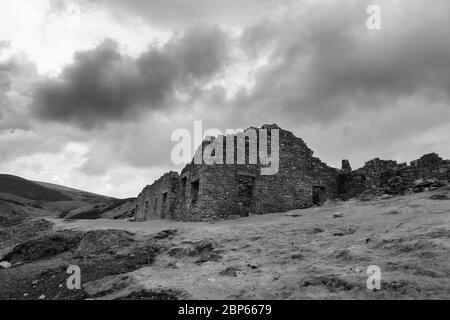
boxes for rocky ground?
[0,187,449,300]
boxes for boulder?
[75,229,135,256]
[219,266,238,277]
[0,261,12,269]
[2,231,83,263]
[153,229,177,239]
[333,212,344,218]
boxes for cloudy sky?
[1,0,449,198]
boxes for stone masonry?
[136,124,450,222]
[136,124,339,221]
[338,153,450,198]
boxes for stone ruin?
[135,124,450,222]
[338,153,450,198]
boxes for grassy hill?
[0,174,72,202]
[34,181,114,204]
[0,174,130,224]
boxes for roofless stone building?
[135,124,339,221]
[135,124,450,222]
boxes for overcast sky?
[1,0,449,198]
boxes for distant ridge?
[34,180,115,202]
[0,174,72,202]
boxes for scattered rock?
[286,212,302,217]
[333,227,355,237]
[430,194,449,200]
[219,266,238,277]
[3,231,83,263]
[167,261,182,269]
[168,239,223,263]
[153,229,177,239]
[38,294,46,300]
[333,212,344,218]
[190,239,216,256]
[196,252,222,263]
[383,210,400,215]
[0,261,12,269]
[311,228,324,234]
[75,229,134,256]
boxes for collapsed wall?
[338,153,450,198]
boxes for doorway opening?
[161,192,168,218]
[312,186,326,206]
[191,180,199,205]
[238,176,255,216]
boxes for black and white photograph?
[0,0,449,306]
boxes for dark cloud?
[33,24,229,129]
[235,0,450,125]
[70,0,280,28]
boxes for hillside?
[0,174,129,224]
[34,181,114,204]
[61,198,136,220]
[0,175,72,202]
[0,186,448,299]
[0,200,27,227]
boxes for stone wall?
[136,124,340,222]
[338,153,450,198]
[136,125,450,222]
[135,171,179,222]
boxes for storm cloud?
[67,0,280,28]
[33,24,229,129]
[234,0,450,125]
